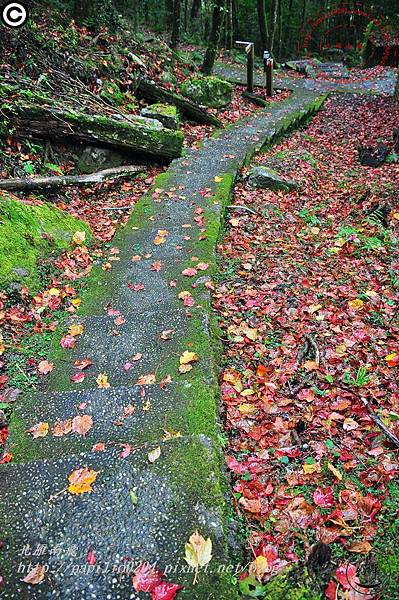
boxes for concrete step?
[0,435,239,599]
[8,380,219,463]
[41,307,212,393]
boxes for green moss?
[16,106,184,160]
[0,194,92,291]
[180,76,233,109]
[148,103,178,117]
[100,81,124,106]
[240,568,323,599]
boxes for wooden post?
[263,51,273,97]
[236,41,255,93]
[266,58,273,96]
[247,43,254,93]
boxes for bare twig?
[337,384,399,450]
[226,205,257,215]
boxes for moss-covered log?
[136,78,222,127]
[9,105,184,161]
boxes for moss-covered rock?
[141,103,180,130]
[180,76,233,108]
[0,194,92,291]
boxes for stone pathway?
[215,60,397,95]
[0,89,326,599]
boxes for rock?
[393,128,399,152]
[248,166,298,191]
[77,146,125,173]
[358,143,390,167]
[180,76,233,108]
[141,103,180,130]
[11,267,29,277]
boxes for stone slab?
[8,381,217,463]
[0,436,238,599]
[42,308,212,393]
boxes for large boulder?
[180,76,233,108]
[248,166,298,191]
[0,195,92,292]
[77,146,125,173]
[141,103,180,130]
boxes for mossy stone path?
[0,88,326,599]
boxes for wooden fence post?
[236,41,255,93]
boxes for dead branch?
[0,165,145,192]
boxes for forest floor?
[214,91,399,598]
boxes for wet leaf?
[132,562,163,592]
[27,422,49,439]
[22,564,45,585]
[67,467,98,495]
[148,446,161,463]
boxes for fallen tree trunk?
[8,105,184,161]
[0,165,145,192]
[136,79,222,127]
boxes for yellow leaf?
[162,428,182,441]
[73,231,86,245]
[214,176,223,183]
[71,298,81,308]
[184,531,212,584]
[348,299,364,311]
[223,370,243,392]
[240,388,255,396]
[303,462,319,475]
[327,462,342,481]
[238,403,258,415]
[0,337,4,356]
[96,373,110,389]
[67,467,98,495]
[309,303,322,314]
[68,323,84,337]
[148,446,161,463]
[48,287,60,296]
[179,351,199,365]
[249,555,268,582]
[179,363,193,374]
[27,422,49,439]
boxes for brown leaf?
[72,415,93,436]
[22,564,45,585]
[27,422,49,439]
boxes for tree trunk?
[170,0,181,48]
[257,0,269,52]
[269,0,279,55]
[201,0,224,74]
[10,105,184,161]
[190,0,201,20]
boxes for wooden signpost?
[264,51,274,97]
[235,40,254,93]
